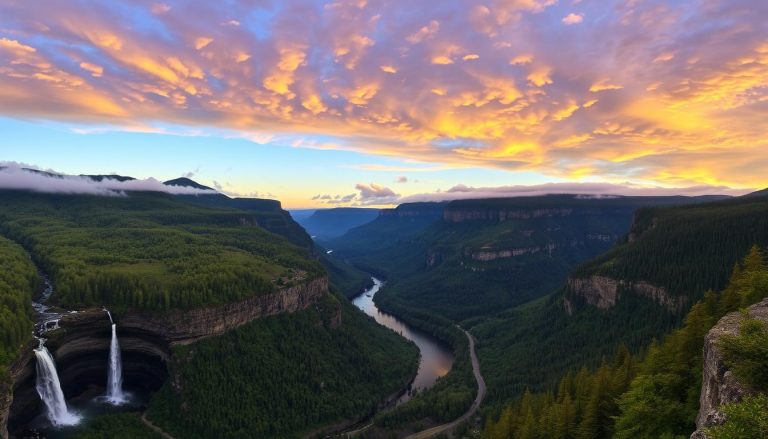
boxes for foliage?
[483,247,768,439]
[0,190,323,310]
[706,394,768,439]
[71,413,163,439]
[146,293,419,439]
[573,196,768,302]
[0,236,36,385]
[720,317,768,392]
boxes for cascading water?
[33,338,80,426]
[105,310,126,404]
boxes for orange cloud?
[0,0,765,190]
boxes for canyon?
[2,276,330,437]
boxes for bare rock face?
[443,207,576,223]
[566,275,685,311]
[691,298,768,438]
[120,276,329,345]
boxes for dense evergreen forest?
[0,236,36,385]
[145,293,419,439]
[329,195,720,321]
[483,247,768,438]
[71,413,162,439]
[0,190,323,311]
[573,194,768,301]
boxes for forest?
[0,236,36,385]
[145,292,419,439]
[483,247,768,438]
[0,190,323,311]
[573,194,768,301]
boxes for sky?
[0,0,766,207]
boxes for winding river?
[352,278,454,403]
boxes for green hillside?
[0,237,36,384]
[571,194,768,302]
[484,247,768,439]
[0,190,323,311]
[476,192,768,407]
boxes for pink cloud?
[0,0,765,188]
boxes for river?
[352,277,454,403]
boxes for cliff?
[566,275,686,313]
[120,276,329,345]
[691,298,768,438]
[379,202,445,219]
[444,206,577,223]
[4,276,329,436]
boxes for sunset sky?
[0,0,766,207]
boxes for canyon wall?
[566,275,686,312]
[691,298,768,438]
[4,276,329,436]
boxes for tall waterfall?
[34,339,80,426]
[105,310,126,404]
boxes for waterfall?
[105,310,125,405]
[34,339,80,426]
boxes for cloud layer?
[0,0,766,188]
[0,163,218,196]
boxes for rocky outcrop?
[471,244,557,261]
[567,275,686,311]
[691,298,768,438]
[120,276,329,345]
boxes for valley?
[0,175,767,439]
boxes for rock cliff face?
[379,203,445,219]
[443,207,577,223]
[120,276,329,345]
[691,298,768,438]
[566,275,686,312]
[5,276,329,436]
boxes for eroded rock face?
[566,275,686,311]
[691,298,768,438]
[119,276,329,345]
[443,207,576,223]
[4,276,330,435]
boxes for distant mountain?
[295,208,379,240]
[163,177,215,191]
[745,187,768,198]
